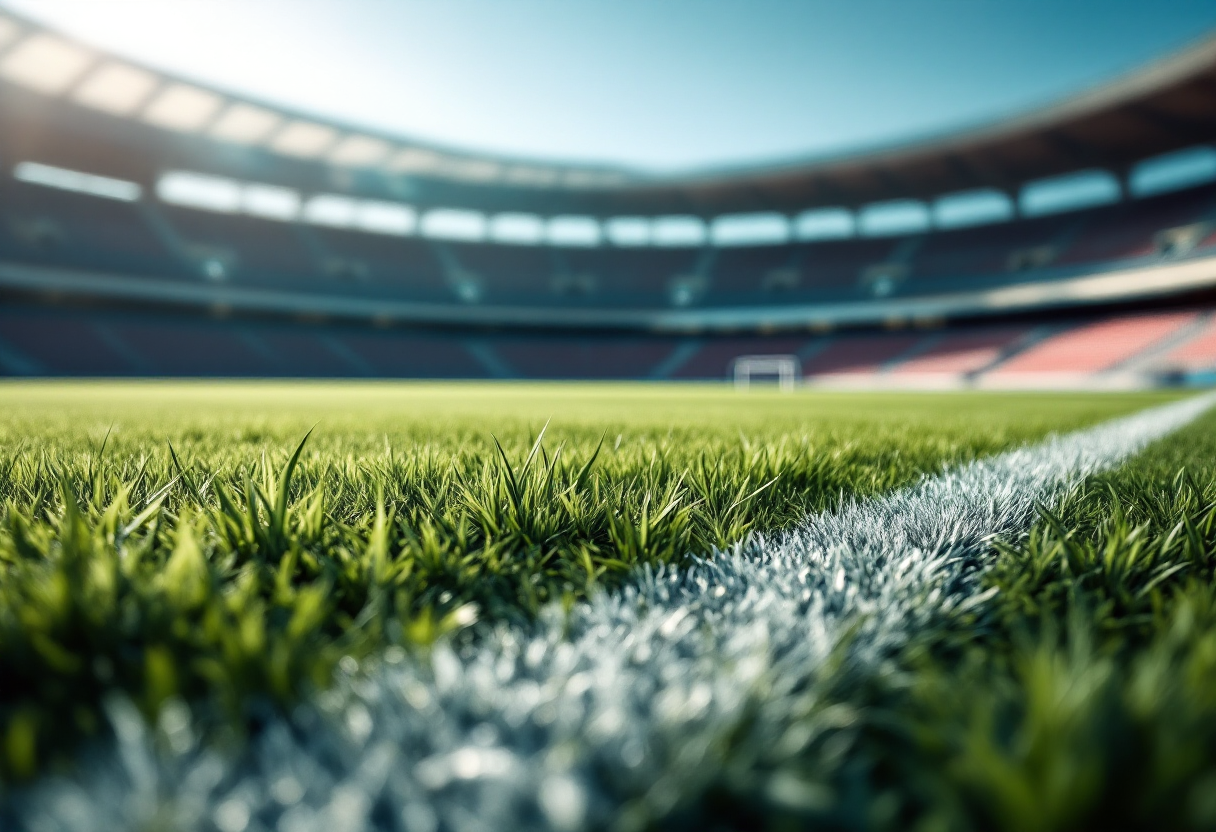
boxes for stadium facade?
[1,11,1216,385]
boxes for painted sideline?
[16,394,1216,832]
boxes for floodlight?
[329,135,390,167]
[420,209,486,241]
[387,148,445,173]
[711,213,790,247]
[652,216,706,247]
[933,189,1013,229]
[355,201,416,235]
[270,121,337,158]
[14,161,141,202]
[0,16,21,51]
[142,83,222,131]
[303,194,357,227]
[858,200,930,236]
[209,103,281,145]
[157,171,241,212]
[1020,170,1120,217]
[1130,146,1216,197]
[242,184,300,221]
[547,216,601,247]
[0,34,92,94]
[489,213,545,245]
[793,208,854,240]
[72,63,158,115]
[604,217,651,246]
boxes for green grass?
[691,402,1216,832]
[0,382,1177,784]
[898,406,1216,832]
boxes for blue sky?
[4,0,1216,172]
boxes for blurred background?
[2,0,1216,387]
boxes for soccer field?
[2,382,1214,830]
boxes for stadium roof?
[0,10,1215,217]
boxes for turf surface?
[0,382,1182,790]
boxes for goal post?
[731,354,801,391]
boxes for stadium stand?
[802,334,925,377]
[986,312,1199,376]
[1,11,1216,384]
[1154,315,1216,371]
[0,180,183,278]
[889,328,1031,377]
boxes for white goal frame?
[731,355,801,391]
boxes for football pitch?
[3,381,1216,831]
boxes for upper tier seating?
[160,206,322,284]
[0,181,183,278]
[910,213,1077,282]
[559,247,700,306]
[4,179,1216,315]
[447,243,557,302]
[307,227,452,301]
[1056,185,1216,265]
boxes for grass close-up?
[0,381,1209,832]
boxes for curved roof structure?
[0,9,1214,217]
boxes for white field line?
[18,395,1216,832]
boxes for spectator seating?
[889,328,1029,376]
[987,312,1198,375]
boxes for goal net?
[731,354,801,391]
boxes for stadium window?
[711,213,790,247]
[1129,146,1216,198]
[72,63,158,115]
[547,216,601,247]
[932,189,1013,229]
[329,135,391,168]
[241,184,300,221]
[859,200,931,237]
[604,217,651,246]
[14,161,141,202]
[270,121,338,159]
[209,103,282,145]
[157,171,241,213]
[1020,169,1120,217]
[792,208,854,240]
[489,213,545,245]
[421,209,487,242]
[142,84,223,132]
[355,201,416,235]
[303,194,357,227]
[652,216,707,247]
[0,34,93,95]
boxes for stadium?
[5,3,1216,831]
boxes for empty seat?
[990,312,1197,374]
[803,334,923,376]
[891,328,1028,375]
[0,182,181,277]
